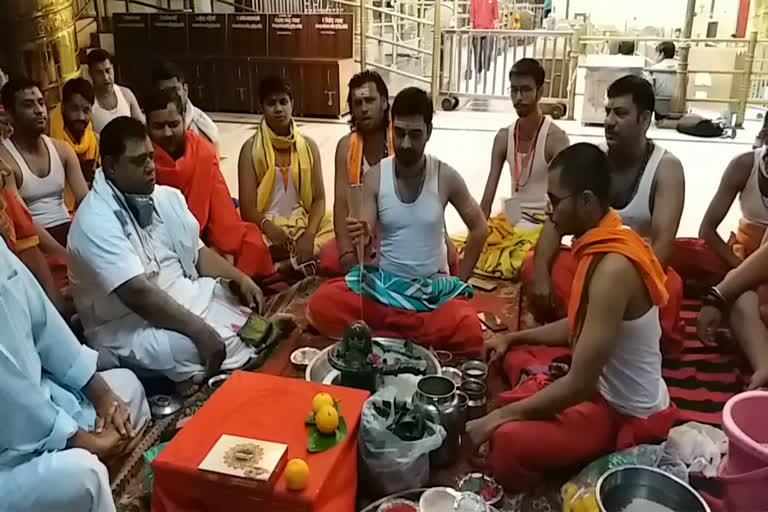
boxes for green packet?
[238,311,273,349]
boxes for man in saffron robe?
[238,75,333,277]
[145,89,273,279]
[522,75,686,352]
[467,144,676,491]
[307,88,488,353]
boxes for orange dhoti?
[154,131,273,278]
[521,246,685,353]
[306,277,483,354]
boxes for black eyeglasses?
[546,193,575,212]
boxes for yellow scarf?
[50,105,99,212]
[251,119,313,213]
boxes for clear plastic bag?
[561,444,689,512]
[358,387,445,498]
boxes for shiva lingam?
[328,321,377,392]
[327,321,433,392]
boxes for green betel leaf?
[307,416,348,453]
[305,411,316,425]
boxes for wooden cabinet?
[298,59,356,117]
[227,14,267,57]
[180,58,218,112]
[149,13,189,57]
[215,58,255,113]
[189,14,227,57]
[113,13,150,58]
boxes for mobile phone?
[478,311,508,332]
[469,276,497,292]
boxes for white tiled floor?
[214,111,760,240]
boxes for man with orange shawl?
[238,76,332,278]
[523,76,686,353]
[466,144,677,491]
[144,89,273,279]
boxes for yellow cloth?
[451,214,543,280]
[263,210,334,254]
[251,119,313,213]
[50,105,99,212]
[728,217,767,261]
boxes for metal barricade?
[439,29,572,112]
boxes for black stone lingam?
[328,321,377,392]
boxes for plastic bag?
[358,387,445,498]
[665,422,727,478]
[561,444,688,512]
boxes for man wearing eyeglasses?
[465,58,569,280]
[523,75,686,353]
[467,143,677,491]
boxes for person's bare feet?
[175,376,203,397]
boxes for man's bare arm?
[304,136,326,235]
[55,140,89,204]
[649,153,685,267]
[544,124,570,164]
[479,128,507,218]
[360,164,380,236]
[237,136,263,225]
[446,165,489,281]
[114,275,209,340]
[494,254,634,422]
[123,87,146,125]
[532,218,561,276]
[333,136,353,256]
[698,152,751,269]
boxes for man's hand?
[529,271,556,318]
[70,427,127,461]
[697,305,722,345]
[346,218,370,247]
[294,230,316,265]
[262,220,292,250]
[232,275,264,311]
[192,324,227,377]
[339,251,358,273]
[483,334,512,365]
[92,391,135,439]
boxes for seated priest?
[1,172,74,320]
[238,75,333,277]
[150,60,219,147]
[467,143,676,490]
[307,87,489,354]
[0,237,150,512]
[698,128,768,271]
[522,75,686,352]
[698,239,768,391]
[68,117,263,395]
[145,88,273,279]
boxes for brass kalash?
[0,0,80,106]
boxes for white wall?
[551,0,738,37]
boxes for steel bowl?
[290,347,321,369]
[148,394,182,419]
[207,374,229,390]
[305,337,441,385]
[596,465,710,512]
[442,366,463,386]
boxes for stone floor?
[213,110,761,240]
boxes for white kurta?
[68,173,254,382]
[0,238,150,512]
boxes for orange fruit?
[284,458,310,491]
[311,392,335,414]
[314,405,339,434]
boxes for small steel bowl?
[597,465,710,512]
[456,472,504,505]
[148,394,182,419]
[461,359,488,381]
[207,374,229,390]
[442,366,463,386]
[291,347,321,369]
[434,350,453,364]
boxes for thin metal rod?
[431,0,441,104]
[366,61,432,83]
[367,5,433,27]
[366,33,432,56]
[359,0,367,70]
[671,0,695,115]
[737,30,758,127]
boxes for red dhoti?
[488,345,678,491]
[306,277,483,354]
[521,247,685,353]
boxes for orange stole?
[346,121,394,185]
[1,189,39,253]
[153,131,273,278]
[569,209,669,336]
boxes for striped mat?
[662,298,746,428]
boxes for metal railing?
[439,29,571,107]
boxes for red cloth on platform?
[488,346,678,491]
[669,237,730,285]
[154,131,273,278]
[521,246,685,354]
[306,277,483,354]
[152,372,368,512]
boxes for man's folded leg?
[307,277,483,354]
[0,449,115,512]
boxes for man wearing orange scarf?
[466,144,676,491]
[319,70,393,275]
[145,89,273,278]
